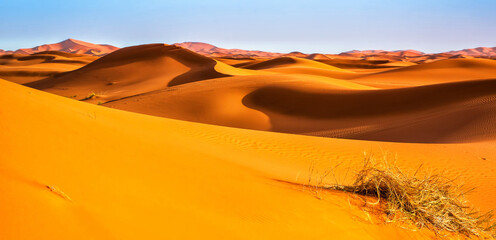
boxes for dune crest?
[12,39,118,56]
[0,51,97,84]
[26,44,233,102]
[243,79,496,143]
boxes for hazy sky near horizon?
[1,0,495,53]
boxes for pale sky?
[1,0,495,53]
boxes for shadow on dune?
[243,57,298,70]
[243,79,496,143]
[26,44,230,90]
[243,79,496,118]
[167,49,229,86]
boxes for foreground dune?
[4,78,496,239]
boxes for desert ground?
[1,39,496,239]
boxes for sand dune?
[306,53,331,60]
[244,79,496,143]
[214,57,265,68]
[104,74,372,130]
[0,52,97,84]
[352,58,496,88]
[4,73,496,239]
[0,49,13,55]
[26,44,235,102]
[105,72,496,143]
[447,47,496,58]
[12,39,118,56]
[5,78,496,239]
[239,57,361,79]
[341,49,425,58]
[4,38,496,240]
[20,44,495,144]
[173,41,496,62]
[242,56,348,72]
[175,42,284,58]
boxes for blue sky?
[1,0,495,53]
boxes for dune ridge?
[18,43,496,144]
[243,79,496,143]
[26,44,234,102]
[351,58,496,88]
[0,51,97,84]
[8,39,118,56]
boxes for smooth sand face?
[0,52,97,84]
[5,79,496,240]
[3,43,496,239]
[351,58,496,88]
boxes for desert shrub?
[319,156,495,238]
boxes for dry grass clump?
[322,156,495,238]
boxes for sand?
[3,41,496,239]
[0,52,97,84]
[5,78,496,239]
[13,39,118,56]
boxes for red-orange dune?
[174,42,284,58]
[22,44,496,144]
[14,39,118,56]
[351,58,496,88]
[26,44,232,102]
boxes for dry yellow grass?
[316,155,496,238]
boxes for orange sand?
[3,42,496,239]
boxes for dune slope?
[243,79,496,143]
[2,78,465,240]
[26,44,232,102]
[352,58,496,88]
[14,38,118,56]
[0,52,97,84]
[243,56,348,72]
[103,74,373,130]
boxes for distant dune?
[244,79,496,143]
[4,39,496,62]
[447,47,496,57]
[0,51,97,84]
[2,39,118,56]
[242,56,348,72]
[174,42,284,58]
[352,58,496,87]
[0,49,13,55]
[306,53,331,60]
[26,44,233,102]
